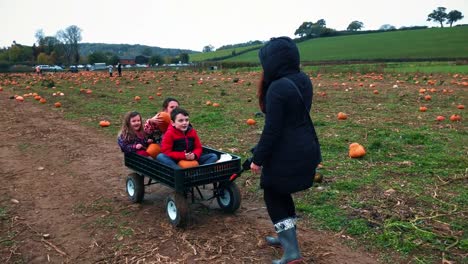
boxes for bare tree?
[57,25,82,65]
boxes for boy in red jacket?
[156,107,218,169]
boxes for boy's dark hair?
[170,107,189,121]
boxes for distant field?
[222,26,468,63]
[189,45,262,62]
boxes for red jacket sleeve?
[191,129,203,160]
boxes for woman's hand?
[135,144,143,150]
[250,162,261,174]
[147,139,154,143]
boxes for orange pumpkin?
[349,143,366,158]
[54,102,62,108]
[419,106,427,112]
[212,103,220,107]
[337,112,348,120]
[449,114,461,122]
[246,118,256,125]
[457,104,465,109]
[99,120,111,127]
[178,160,199,169]
[39,98,47,104]
[436,116,445,122]
[15,96,24,102]
[156,112,171,132]
[146,143,161,158]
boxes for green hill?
[217,26,468,63]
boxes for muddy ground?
[0,92,380,263]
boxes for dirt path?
[0,92,380,263]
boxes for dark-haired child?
[157,107,217,169]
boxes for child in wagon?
[156,107,218,169]
[117,111,153,157]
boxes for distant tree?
[427,7,448,27]
[56,25,82,65]
[35,29,45,46]
[294,19,332,38]
[142,47,152,56]
[42,36,60,55]
[203,45,214,52]
[178,53,189,63]
[379,24,396,31]
[446,10,464,27]
[347,21,364,31]
[8,44,33,63]
[149,54,164,66]
[294,22,314,38]
[36,52,51,64]
[88,52,107,64]
[108,55,120,66]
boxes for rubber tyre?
[166,193,189,227]
[216,182,241,213]
[126,173,145,203]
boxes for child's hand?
[136,144,143,150]
[185,152,195,160]
[147,139,153,143]
[150,117,164,127]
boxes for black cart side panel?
[125,152,175,188]
[124,147,241,193]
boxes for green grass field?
[1,66,467,263]
[206,26,468,63]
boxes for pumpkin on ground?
[146,143,161,158]
[349,143,366,158]
[246,118,256,125]
[99,120,111,127]
[337,112,348,120]
[449,114,461,122]
[178,160,199,169]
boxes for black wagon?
[124,146,243,227]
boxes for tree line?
[0,6,464,70]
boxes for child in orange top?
[117,111,153,157]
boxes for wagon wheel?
[216,182,241,213]
[126,173,145,203]
[166,192,189,227]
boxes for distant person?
[144,97,180,143]
[35,65,41,75]
[117,63,122,77]
[108,65,113,77]
[250,37,322,264]
[117,111,153,157]
[156,107,218,169]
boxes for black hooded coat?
[252,37,321,194]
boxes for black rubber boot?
[266,217,296,247]
[266,235,281,246]
[272,219,302,264]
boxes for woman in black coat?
[250,37,321,264]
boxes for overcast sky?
[1,0,467,51]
